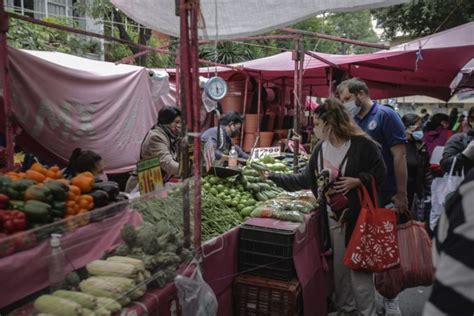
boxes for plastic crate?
[234,274,303,316]
[239,224,296,280]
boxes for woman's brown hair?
[314,98,368,141]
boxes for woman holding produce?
[265,98,386,316]
[125,106,182,192]
[64,148,105,180]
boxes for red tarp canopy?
[182,22,474,101]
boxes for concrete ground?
[328,286,432,316]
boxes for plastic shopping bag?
[175,264,218,316]
[343,180,400,272]
[430,157,464,230]
[375,220,434,299]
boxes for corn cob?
[86,260,137,278]
[34,295,83,316]
[53,290,97,310]
[95,276,136,291]
[79,278,123,298]
[106,256,145,272]
[95,297,121,312]
[80,277,132,307]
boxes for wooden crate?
[234,274,303,316]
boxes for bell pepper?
[24,200,51,223]
[11,179,36,192]
[0,176,12,195]
[51,201,66,218]
[44,180,69,201]
[24,185,53,203]
[0,194,9,209]
[0,210,27,234]
[9,200,25,211]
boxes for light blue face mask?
[412,130,424,141]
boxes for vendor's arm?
[235,145,249,159]
[147,134,180,176]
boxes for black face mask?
[230,129,240,138]
[229,124,240,138]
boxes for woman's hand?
[259,170,270,180]
[334,177,361,195]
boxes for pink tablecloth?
[0,208,143,309]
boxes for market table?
[202,210,329,316]
[0,207,143,309]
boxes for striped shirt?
[423,169,474,315]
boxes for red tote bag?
[343,180,400,272]
[375,218,434,298]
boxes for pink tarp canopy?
[191,22,474,101]
[0,47,176,173]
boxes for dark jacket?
[406,140,432,207]
[440,129,474,175]
[269,135,386,246]
[201,126,249,160]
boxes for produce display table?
[202,211,328,316]
[0,207,143,309]
[121,277,181,316]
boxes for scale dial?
[204,76,228,101]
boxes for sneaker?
[384,298,401,316]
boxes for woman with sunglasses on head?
[264,98,386,316]
[401,113,432,220]
[441,107,474,175]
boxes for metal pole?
[190,0,202,255]
[292,39,301,173]
[256,75,262,146]
[0,2,14,169]
[178,0,191,249]
[240,75,250,148]
[281,27,390,50]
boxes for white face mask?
[344,100,361,116]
